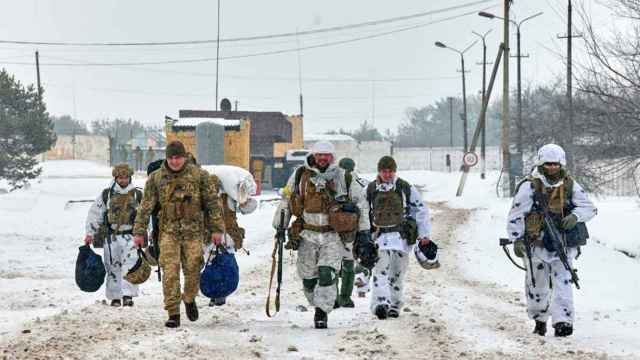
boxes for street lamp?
[435,39,478,153]
[472,29,492,180]
[479,11,543,177]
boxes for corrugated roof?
[173,117,240,128]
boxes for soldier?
[367,156,431,319]
[205,165,258,307]
[133,141,224,328]
[84,164,143,307]
[134,146,143,172]
[334,157,369,308]
[146,146,155,168]
[273,141,368,328]
[507,144,597,337]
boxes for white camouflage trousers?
[103,234,139,300]
[525,246,578,325]
[297,230,342,314]
[370,249,410,313]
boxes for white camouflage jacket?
[85,181,137,237]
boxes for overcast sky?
[0,0,617,134]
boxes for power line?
[2,5,497,67]
[0,1,495,47]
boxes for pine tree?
[0,69,56,190]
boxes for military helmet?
[338,157,356,172]
[414,240,440,270]
[536,144,566,167]
[124,248,152,284]
[112,163,133,178]
[144,246,159,267]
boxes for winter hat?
[377,156,397,172]
[112,163,133,178]
[166,141,187,158]
[536,144,566,166]
[310,141,335,155]
[338,157,356,172]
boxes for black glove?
[353,230,378,270]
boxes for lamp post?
[435,40,478,153]
[479,11,543,179]
[472,29,492,180]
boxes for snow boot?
[122,296,134,307]
[213,297,226,306]
[554,322,573,337]
[185,301,199,322]
[110,299,121,307]
[165,315,180,328]
[388,308,399,318]
[533,321,547,336]
[314,307,328,329]
[375,304,389,320]
[333,300,340,309]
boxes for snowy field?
[1,160,639,359]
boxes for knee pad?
[318,266,337,286]
[341,260,355,275]
[303,278,318,292]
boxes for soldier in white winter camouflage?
[273,141,369,329]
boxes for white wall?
[45,135,110,164]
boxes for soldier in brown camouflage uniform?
[133,141,224,328]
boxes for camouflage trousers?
[297,229,343,313]
[103,234,139,300]
[158,233,204,316]
[525,247,577,325]
[370,249,410,314]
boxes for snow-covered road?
[1,161,638,359]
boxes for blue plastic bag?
[75,245,106,292]
[200,247,239,299]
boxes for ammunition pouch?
[401,217,419,245]
[289,193,304,217]
[328,201,360,234]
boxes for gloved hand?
[354,231,378,270]
[513,239,526,258]
[134,235,145,247]
[84,235,93,246]
[561,214,578,230]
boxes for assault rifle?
[533,191,581,290]
[266,209,287,317]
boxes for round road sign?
[462,152,479,167]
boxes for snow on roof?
[304,133,356,142]
[173,117,241,128]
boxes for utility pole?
[558,0,580,173]
[473,29,493,180]
[296,28,304,117]
[215,0,221,111]
[448,97,454,147]
[35,51,42,103]
[435,40,477,152]
[502,0,513,196]
[460,55,469,153]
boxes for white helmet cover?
[310,141,335,155]
[536,143,566,167]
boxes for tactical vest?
[366,178,411,228]
[103,187,142,229]
[153,165,206,234]
[290,167,337,216]
[519,175,588,249]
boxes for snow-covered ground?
[1,161,639,359]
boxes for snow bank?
[39,160,113,178]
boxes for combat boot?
[553,322,573,337]
[314,308,328,329]
[388,308,399,318]
[533,321,547,336]
[110,299,121,307]
[185,301,199,322]
[375,304,389,320]
[122,296,134,307]
[165,314,180,328]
